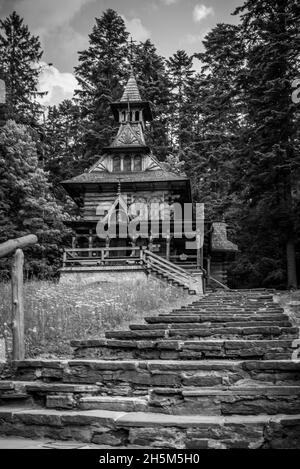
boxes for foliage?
[0,120,69,279]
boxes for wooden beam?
[0,235,38,259]
[11,249,25,361]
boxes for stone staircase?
[1,291,300,448]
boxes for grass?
[0,280,190,359]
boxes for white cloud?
[182,33,204,45]
[193,4,214,23]
[38,62,77,107]
[192,56,203,74]
[17,0,94,37]
[122,16,151,42]
[160,0,178,5]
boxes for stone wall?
[59,266,147,285]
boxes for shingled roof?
[62,170,189,185]
[120,70,142,102]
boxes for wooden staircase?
[1,290,300,448]
[142,250,203,295]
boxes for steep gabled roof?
[120,70,142,102]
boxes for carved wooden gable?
[111,122,145,148]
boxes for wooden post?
[88,230,93,257]
[166,233,171,261]
[207,255,211,287]
[71,236,77,249]
[11,249,25,361]
[196,232,202,270]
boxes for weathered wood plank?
[11,249,25,361]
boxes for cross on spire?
[128,36,137,68]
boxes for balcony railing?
[62,247,144,268]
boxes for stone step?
[0,406,299,448]
[71,338,297,360]
[0,381,100,409]
[130,321,293,330]
[79,396,148,412]
[189,298,275,302]
[12,359,300,393]
[146,314,290,324]
[105,326,299,341]
[170,307,284,313]
[174,308,284,314]
[148,386,300,416]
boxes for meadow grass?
[0,280,189,358]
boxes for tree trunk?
[286,238,297,289]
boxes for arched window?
[134,155,142,171]
[122,111,126,122]
[123,155,132,172]
[113,156,121,172]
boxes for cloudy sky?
[0,0,241,106]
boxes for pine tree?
[0,11,44,124]
[74,9,129,166]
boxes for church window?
[113,156,121,172]
[123,155,132,172]
[134,155,142,171]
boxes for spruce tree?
[44,100,83,200]
[75,9,129,166]
[183,24,245,222]
[0,11,44,124]
[233,0,300,288]
[132,39,172,159]
[167,50,194,150]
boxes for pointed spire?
[120,69,142,103]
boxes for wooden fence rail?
[0,235,38,361]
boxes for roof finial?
[128,36,137,71]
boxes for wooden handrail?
[142,250,204,292]
[209,276,230,290]
[146,257,191,282]
[144,250,205,277]
[0,235,38,259]
[65,247,141,253]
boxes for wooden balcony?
[62,247,144,268]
